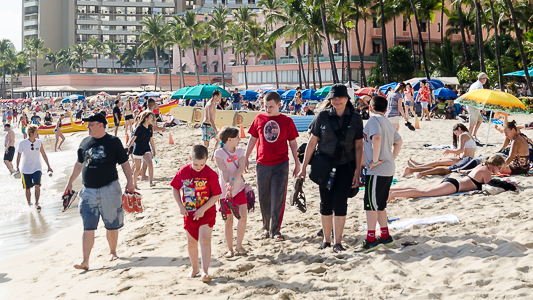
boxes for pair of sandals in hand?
[220,198,241,220]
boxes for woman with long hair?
[500,121,531,175]
[44,112,53,126]
[389,155,505,201]
[127,111,156,188]
[123,97,134,136]
[19,113,28,139]
[402,123,477,178]
[403,83,416,118]
[384,82,409,131]
[54,114,66,151]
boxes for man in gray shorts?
[466,72,488,140]
[64,113,134,271]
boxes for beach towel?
[423,144,452,150]
[359,214,460,231]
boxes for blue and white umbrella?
[239,90,259,101]
[301,89,322,100]
[281,89,297,101]
[433,88,458,99]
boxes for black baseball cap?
[82,113,108,125]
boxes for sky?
[0,0,22,50]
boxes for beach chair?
[307,100,318,111]
[433,101,447,119]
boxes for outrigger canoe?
[38,113,125,135]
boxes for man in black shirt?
[64,113,134,271]
[113,100,122,137]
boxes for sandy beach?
[2,115,533,300]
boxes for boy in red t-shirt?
[170,145,221,282]
[245,92,300,241]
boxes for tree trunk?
[272,33,279,88]
[169,49,173,91]
[320,4,339,83]
[206,48,211,84]
[310,41,316,90]
[296,48,307,88]
[474,1,485,72]
[178,46,184,88]
[489,0,504,90]
[307,42,311,89]
[294,47,302,88]
[427,20,432,59]
[315,41,323,88]
[1,67,5,99]
[457,3,472,69]
[10,66,14,98]
[189,33,201,86]
[35,57,38,97]
[393,16,397,47]
[219,39,225,89]
[409,0,431,79]
[504,0,533,94]
[242,24,249,90]
[354,0,367,86]
[29,67,33,98]
[408,20,417,71]
[341,40,345,83]
[440,0,444,45]
[95,53,99,72]
[379,0,389,83]
[342,13,353,87]
[363,18,367,55]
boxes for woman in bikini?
[123,97,134,136]
[54,114,65,151]
[389,155,505,201]
[500,121,531,175]
[402,124,477,178]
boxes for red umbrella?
[354,87,386,97]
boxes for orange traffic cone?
[240,125,246,138]
[414,115,420,129]
[169,133,174,145]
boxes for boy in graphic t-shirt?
[170,145,221,282]
[245,92,300,241]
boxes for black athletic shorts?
[22,171,42,189]
[125,115,133,121]
[114,117,121,127]
[364,175,393,211]
[3,146,15,162]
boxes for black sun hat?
[327,83,351,100]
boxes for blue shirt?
[232,93,241,103]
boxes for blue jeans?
[79,180,124,231]
[232,102,241,110]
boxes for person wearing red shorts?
[214,126,249,258]
[171,145,221,282]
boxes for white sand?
[2,115,533,299]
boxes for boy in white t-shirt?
[15,124,53,211]
[214,127,249,258]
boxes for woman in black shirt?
[44,112,53,126]
[127,110,156,189]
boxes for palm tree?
[88,39,105,72]
[182,11,201,85]
[417,0,448,60]
[448,1,473,69]
[43,51,59,73]
[336,0,353,86]
[210,5,232,89]
[139,14,170,90]
[486,0,504,89]
[234,5,257,90]
[24,37,48,97]
[72,44,92,70]
[349,0,371,86]
[170,16,189,88]
[56,48,76,72]
[429,38,462,76]
[5,47,18,97]
[379,0,390,83]
[0,39,14,98]
[106,40,121,74]
[119,47,136,70]
[504,0,533,93]
[473,0,486,72]
[316,0,339,83]
[408,0,431,79]
[259,0,281,88]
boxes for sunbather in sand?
[402,124,477,178]
[389,155,505,201]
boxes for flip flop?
[260,231,269,239]
[219,198,228,221]
[227,198,241,220]
[274,234,285,242]
[401,241,419,247]
[62,190,78,212]
[405,122,416,131]
[290,178,307,213]
[36,205,41,212]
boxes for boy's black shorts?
[364,175,393,211]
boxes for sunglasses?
[31,143,34,151]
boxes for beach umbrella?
[33,96,46,101]
[379,82,398,93]
[301,89,322,100]
[314,85,332,97]
[239,90,259,101]
[263,89,286,96]
[503,67,533,77]
[412,79,443,91]
[171,86,194,99]
[433,88,458,99]
[139,92,160,98]
[354,87,386,97]
[455,89,530,153]
[63,94,85,103]
[182,84,231,100]
[281,89,297,101]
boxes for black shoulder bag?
[309,112,352,188]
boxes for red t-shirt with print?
[248,113,299,166]
[170,164,221,213]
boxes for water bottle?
[326,168,337,190]
[48,171,53,177]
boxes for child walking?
[170,145,222,282]
[356,95,403,253]
[214,127,249,258]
